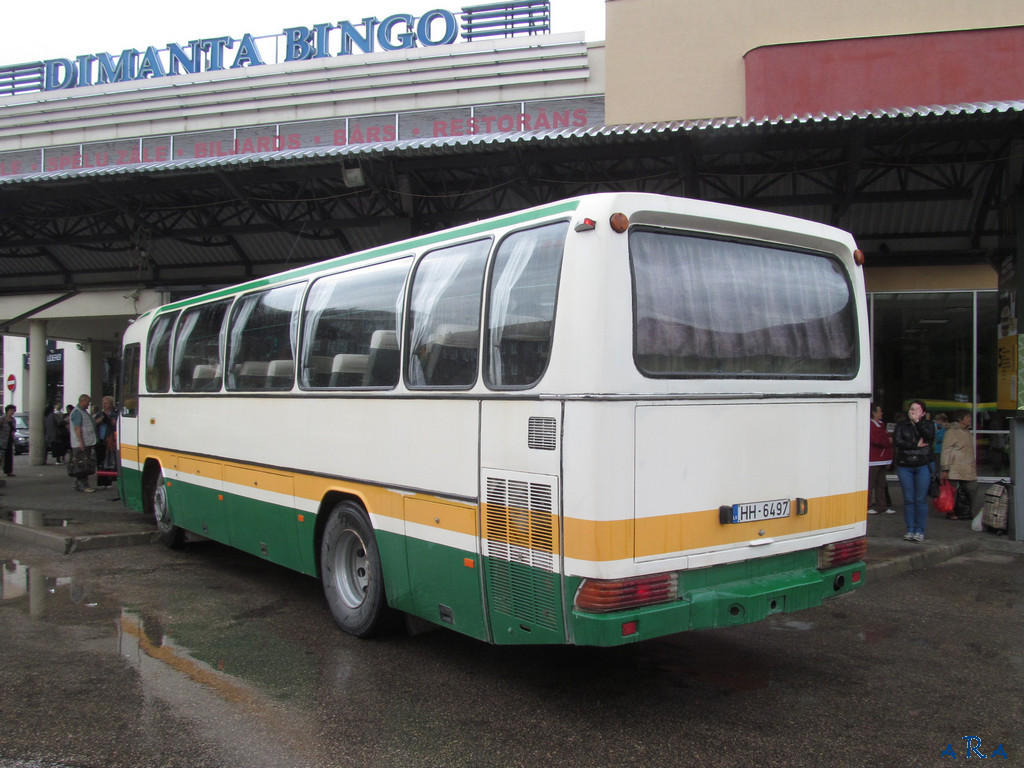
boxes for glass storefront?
[869,290,1009,480]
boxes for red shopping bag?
[934,479,955,514]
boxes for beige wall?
[605,0,1024,124]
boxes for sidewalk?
[0,453,157,554]
[1,454,1021,572]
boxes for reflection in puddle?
[4,509,75,527]
[1,558,93,616]
[118,609,318,766]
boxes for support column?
[28,320,47,466]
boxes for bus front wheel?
[148,468,184,549]
[320,500,389,638]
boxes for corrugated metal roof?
[4,99,1022,186]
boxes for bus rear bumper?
[567,561,864,647]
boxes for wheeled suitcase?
[981,481,1010,533]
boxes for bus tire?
[321,500,390,638]
[148,468,185,549]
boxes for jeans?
[896,464,930,534]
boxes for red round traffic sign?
[6,374,14,392]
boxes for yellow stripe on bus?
[564,491,867,562]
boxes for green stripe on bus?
[154,199,581,315]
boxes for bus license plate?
[729,498,790,524]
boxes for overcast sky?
[2,0,606,66]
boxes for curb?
[0,520,157,555]
[864,537,982,581]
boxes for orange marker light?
[463,558,476,569]
[609,212,629,233]
[297,514,305,523]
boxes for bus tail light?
[818,537,867,570]
[575,573,678,613]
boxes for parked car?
[13,413,28,454]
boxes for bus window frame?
[404,237,492,391]
[628,226,860,381]
[225,280,305,392]
[297,256,413,392]
[172,298,232,393]
[145,310,179,394]
[483,220,569,391]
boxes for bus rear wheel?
[148,468,184,549]
[320,500,390,638]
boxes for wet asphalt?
[1,455,1022,768]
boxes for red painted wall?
[745,26,1024,119]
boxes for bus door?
[118,343,143,510]
[479,400,565,644]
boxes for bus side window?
[173,300,230,392]
[145,312,178,393]
[121,343,141,417]
[406,239,490,389]
[485,221,567,389]
[226,283,303,392]
[300,258,411,389]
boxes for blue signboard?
[0,2,551,96]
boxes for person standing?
[893,400,936,542]
[868,403,895,514]
[69,394,97,493]
[93,396,117,488]
[940,410,977,521]
[1,405,15,477]
[0,406,13,482]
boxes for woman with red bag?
[868,403,895,515]
[939,410,977,520]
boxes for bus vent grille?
[484,477,558,630]
[527,417,557,451]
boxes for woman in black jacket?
[892,399,936,542]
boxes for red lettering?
[383,125,396,141]
[433,120,449,137]
[286,134,301,149]
[517,114,530,130]
[257,136,271,152]
[480,115,496,132]
[533,108,551,130]
[573,108,587,127]
[333,129,347,145]
[0,160,23,175]
[194,143,208,158]
[450,118,464,136]
[553,110,570,129]
[367,127,381,141]
[240,138,255,153]
[350,126,364,143]
[498,115,514,131]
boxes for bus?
[118,192,869,646]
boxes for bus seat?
[423,325,477,385]
[364,330,399,386]
[304,355,334,387]
[330,354,369,386]
[235,360,269,389]
[266,359,294,389]
[192,364,221,391]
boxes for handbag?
[928,473,941,499]
[934,479,955,513]
[66,449,96,478]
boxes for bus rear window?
[630,229,857,378]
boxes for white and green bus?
[118,192,869,646]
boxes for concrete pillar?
[28,320,47,465]
[1011,419,1024,541]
